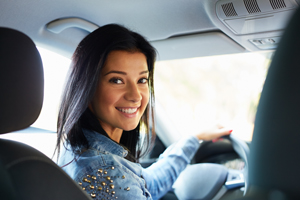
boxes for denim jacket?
[58,129,200,200]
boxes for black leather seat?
[0,28,91,200]
[239,7,300,200]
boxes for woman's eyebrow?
[104,70,149,76]
[104,71,126,76]
[140,70,149,75]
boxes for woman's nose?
[124,83,142,102]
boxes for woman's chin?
[122,124,139,131]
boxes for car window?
[32,47,70,131]
[154,52,272,141]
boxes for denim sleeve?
[142,136,200,200]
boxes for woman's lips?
[116,107,140,118]
[116,107,138,114]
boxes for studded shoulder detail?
[76,166,135,200]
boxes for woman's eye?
[109,78,123,84]
[139,78,148,84]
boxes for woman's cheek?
[142,91,150,111]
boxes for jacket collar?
[83,129,128,158]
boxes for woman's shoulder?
[59,137,151,198]
[75,162,150,199]
[71,148,118,174]
[59,145,114,179]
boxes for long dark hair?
[56,24,156,162]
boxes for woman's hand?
[196,125,232,141]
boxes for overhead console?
[216,0,298,50]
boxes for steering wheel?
[172,134,250,200]
[225,134,250,193]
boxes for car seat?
[0,27,91,200]
[238,7,300,200]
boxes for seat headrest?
[248,7,300,198]
[0,28,44,134]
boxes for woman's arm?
[142,136,200,200]
[142,126,231,200]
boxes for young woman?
[57,24,231,200]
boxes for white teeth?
[117,108,138,114]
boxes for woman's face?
[89,50,149,134]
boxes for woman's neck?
[99,123,123,143]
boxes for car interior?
[1,0,300,199]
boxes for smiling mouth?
[116,107,139,114]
